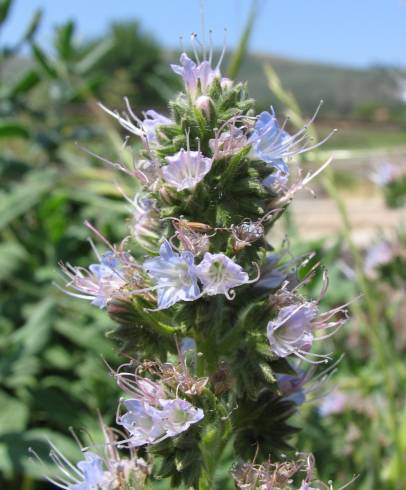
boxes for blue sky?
[2,0,405,67]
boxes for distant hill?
[232,53,403,117]
[5,50,404,120]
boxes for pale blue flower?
[142,110,172,143]
[98,99,171,146]
[262,169,289,194]
[71,452,107,490]
[370,161,397,187]
[267,303,318,359]
[162,149,213,191]
[195,253,252,299]
[159,398,204,437]
[255,253,288,290]
[249,110,290,173]
[364,240,394,278]
[118,399,166,447]
[88,251,120,280]
[277,372,307,405]
[59,252,126,309]
[278,358,341,406]
[181,337,196,353]
[318,390,348,417]
[255,250,311,290]
[117,398,204,447]
[32,444,112,490]
[143,240,201,310]
[129,193,159,249]
[249,103,334,172]
[30,424,149,489]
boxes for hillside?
[234,53,403,116]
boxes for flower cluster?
[48,34,352,489]
[232,453,357,490]
[30,420,149,490]
[113,362,204,448]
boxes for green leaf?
[0,240,27,281]
[0,429,80,479]
[76,38,114,75]
[55,20,74,61]
[31,43,58,78]
[6,68,40,97]
[0,390,28,435]
[0,121,29,139]
[0,169,57,229]
[12,299,55,356]
[227,0,258,79]
[21,8,42,41]
[0,0,12,26]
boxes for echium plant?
[48,37,350,489]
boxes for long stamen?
[190,33,201,63]
[216,28,227,70]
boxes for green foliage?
[83,21,178,110]
[0,9,162,489]
[383,176,406,208]
[1,1,403,488]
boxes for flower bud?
[195,95,214,118]
[107,298,138,325]
[220,77,233,91]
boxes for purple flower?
[30,420,149,489]
[181,337,196,353]
[209,127,248,159]
[159,398,204,437]
[318,389,348,417]
[249,110,291,173]
[98,99,171,146]
[59,251,126,309]
[118,399,166,447]
[72,452,107,490]
[267,303,318,359]
[117,397,204,448]
[195,253,253,299]
[162,149,213,191]
[171,52,221,96]
[370,161,397,187]
[364,240,394,278]
[255,253,290,290]
[267,299,348,362]
[129,193,159,249]
[141,110,172,143]
[31,444,113,490]
[249,104,334,172]
[277,372,307,405]
[143,240,201,310]
[262,169,289,194]
[255,250,310,290]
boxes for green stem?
[322,171,404,489]
[198,392,233,489]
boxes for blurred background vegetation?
[1,0,405,488]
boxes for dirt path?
[288,195,404,246]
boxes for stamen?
[190,33,201,63]
[216,28,228,71]
[123,96,143,125]
[208,29,213,64]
